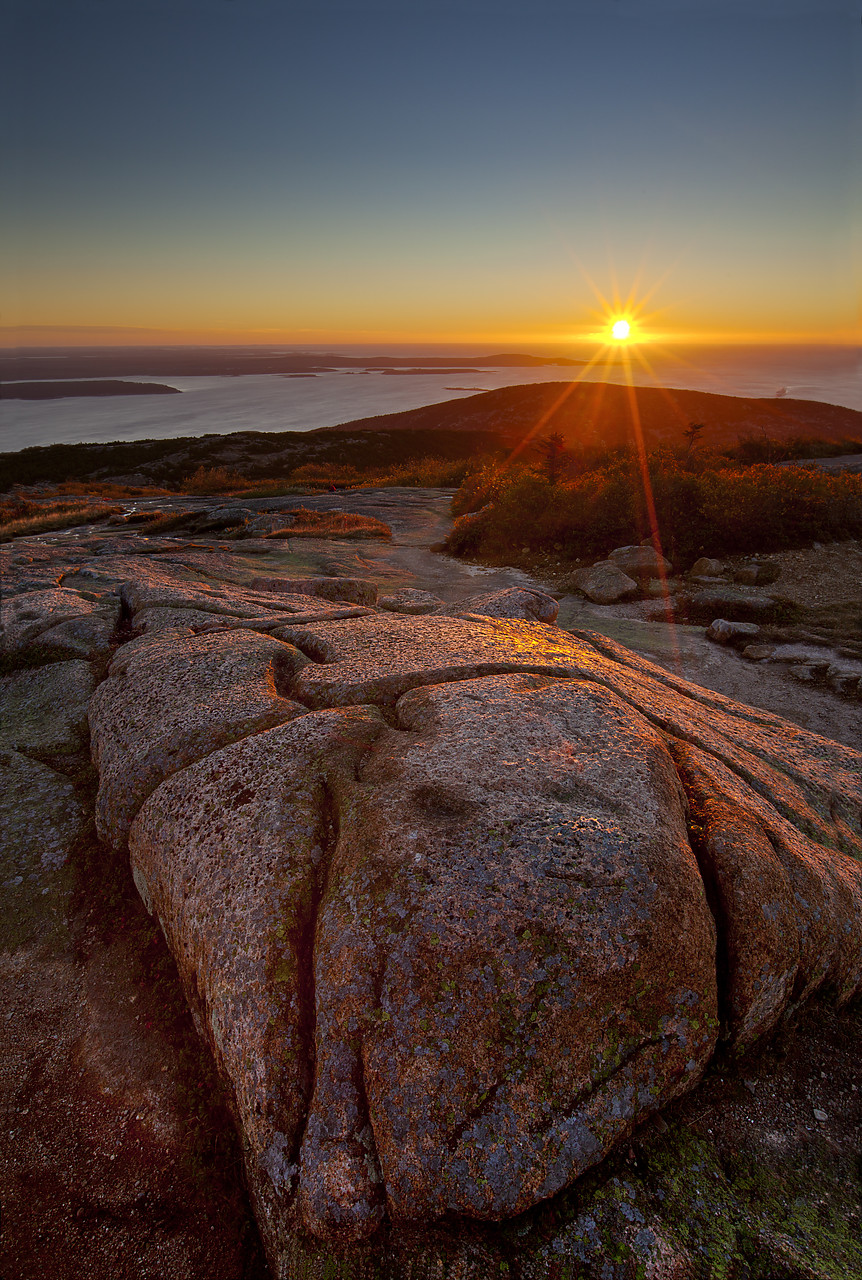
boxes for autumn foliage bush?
[445,450,862,567]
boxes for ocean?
[1,344,859,455]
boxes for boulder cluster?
[2,538,861,1271]
[568,546,862,701]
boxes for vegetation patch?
[260,508,392,540]
[445,446,862,568]
[0,498,122,541]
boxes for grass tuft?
[260,508,392,540]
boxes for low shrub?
[444,449,862,566]
[726,435,862,465]
[182,465,248,494]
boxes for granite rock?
[0,749,87,873]
[78,585,862,1257]
[608,546,672,579]
[565,563,638,605]
[378,588,444,615]
[689,557,726,578]
[705,619,761,647]
[0,588,114,654]
[88,629,306,849]
[733,560,781,586]
[446,587,559,624]
[0,660,96,755]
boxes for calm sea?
[1,345,859,454]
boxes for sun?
[611,319,631,341]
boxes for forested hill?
[322,380,862,452]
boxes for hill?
[322,380,862,452]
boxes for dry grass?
[126,510,193,533]
[174,456,470,499]
[0,501,122,542]
[51,480,175,498]
[262,509,392,540]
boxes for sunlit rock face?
[84,567,862,1261]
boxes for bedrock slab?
[0,749,88,874]
[283,613,595,707]
[88,629,306,850]
[0,587,115,654]
[0,659,96,755]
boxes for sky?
[1,0,859,349]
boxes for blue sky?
[2,0,858,345]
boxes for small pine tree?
[683,422,706,455]
[534,432,569,484]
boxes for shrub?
[444,449,862,566]
[182,465,248,494]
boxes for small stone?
[813,1108,828,1122]
[689,557,726,578]
[826,666,861,697]
[733,560,781,586]
[378,588,444,615]
[706,619,760,646]
[741,644,776,661]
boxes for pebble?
[813,1108,828,1122]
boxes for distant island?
[1,380,181,401]
[0,348,584,382]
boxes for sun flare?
[611,319,631,341]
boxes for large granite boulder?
[129,675,716,1247]
[88,629,306,850]
[85,595,862,1264]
